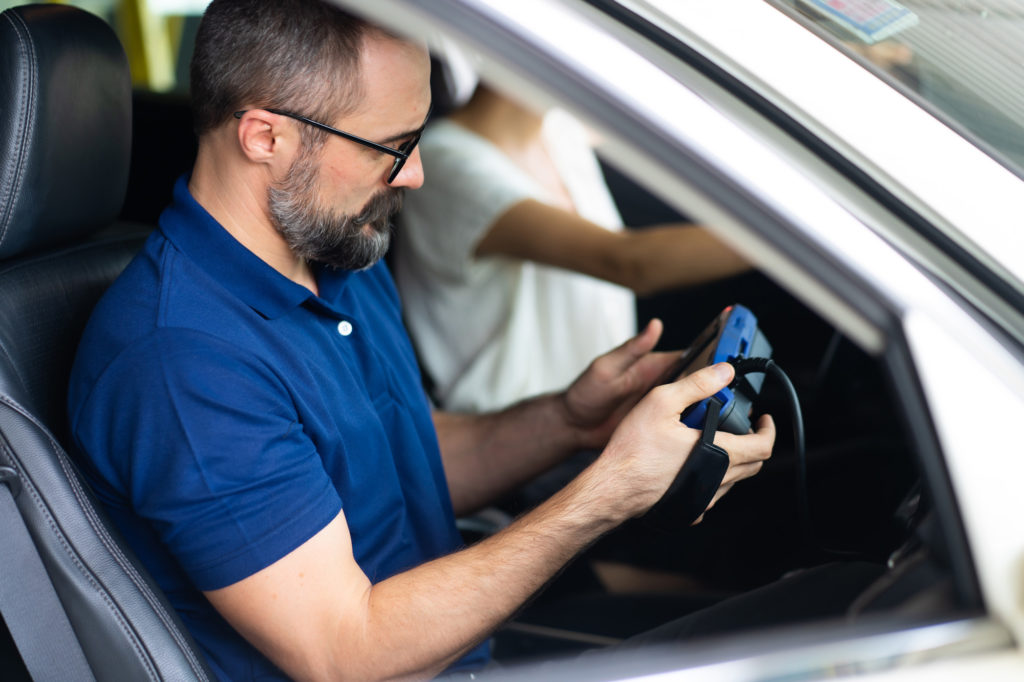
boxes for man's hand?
[695,413,775,522]
[582,361,776,521]
[439,319,774,520]
[434,319,678,514]
[559,318,680,450]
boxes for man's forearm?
[355,389,774,681]
[357,464,625,680]
[435,392,586,515]
[436,319,679,516]
[209,462,633,682]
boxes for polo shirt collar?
[159,175,355,319]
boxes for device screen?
[658,312,725,386]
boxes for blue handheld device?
[657,304,773,524]
[677,304,772,435]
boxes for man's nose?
[389,146,424,189]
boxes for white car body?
[339,0,1024,679]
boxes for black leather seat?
[0,5,213,680]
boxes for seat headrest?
[0,5,132,259]
[429,39,479,118]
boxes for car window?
[765,0,1024,179]
[603,0,1024,339]
[0,0,208,93]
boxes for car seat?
[0,5,214,680]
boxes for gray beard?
[268,155,403,271]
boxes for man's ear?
[235,110,299,165]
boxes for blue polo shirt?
[68,176,490,679]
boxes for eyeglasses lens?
[387,132,423,184]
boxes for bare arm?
[475,198,749,296]
[204,475,619,682]
[435,319,678,515]
[205,362,774,682]
[433,395,578,516]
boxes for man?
[67,1,775,680]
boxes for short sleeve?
[398,120,542,281]
[71,328,342,591]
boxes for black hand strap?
[656,395,732,525]
[0,468,96,681]
[701,395,725,444]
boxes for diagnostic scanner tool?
[666,304,772,436]
[656,304,779,524]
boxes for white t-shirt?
[393,112,636,413]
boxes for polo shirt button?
[337,320,353,336]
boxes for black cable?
[728,357,811,548]
[728,357,868,560]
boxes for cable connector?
[728,355,773,379]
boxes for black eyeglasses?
[233,106,431,184]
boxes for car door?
[338,0,1024,679]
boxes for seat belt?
[0,467,96,681]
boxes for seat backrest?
[0,5,214,680]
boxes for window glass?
[1,0,208,93]
[766,0,1024,178]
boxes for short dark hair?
[190,0,372,138]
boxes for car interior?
[0,3,979,680]
[0,5,213,680]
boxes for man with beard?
[68,1,774,680]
